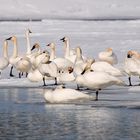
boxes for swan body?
[0,40,9,74]
[91,61,124,77]
[76,71,125,90]
[98,48,118,65]
[44,85,93,103]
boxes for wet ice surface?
[0,20,140,139]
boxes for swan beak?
[46,43,50,46]
[127,54,132,58]
[31,45,35,51]
[28,29,32,33]
[6,37,12,40]
[60,37,65,42]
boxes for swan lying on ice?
[44,85,93,103]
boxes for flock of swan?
[0,29,140,103]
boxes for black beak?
[46,43,50,46]
[60,37,65,42]
[6,37,12,40]
[127,54,131,58]
[31,45,36,51]
[29,29,32,33]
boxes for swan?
[91,61,125,77]
[74,47,88,75]
[38,54,58,86]
[0,40,9,75]
[76,61,125,100]
[47,42,74,70]
[124,50,140,86]
[6,36,32,78]
[31,43,49,69]
[44,85,93,103]
[60,37,76,63]
[98,48,118,65]
[6,36,21,77]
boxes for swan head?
[106,48,113,52]
[47,43,55,50]
[26,29,32,35]
[60,37,69,42]
[127,50,140,59]
[68,67,73,74]
[81,58,95,75]
[31,43,40,51]
[6,36,17,42]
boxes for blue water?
[0,88,140,140]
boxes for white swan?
[47,42,74,70]
[76,68,125,101]
[6,36,21,77]
[38,54,58,86]
[44,85,93,103]
[74,47,88,75]
[91,61,125,77]
[0,40,9,75]
[6,36,31,78]
[60,37,76,63]
[124,50,140,86]
[98,48,118,65]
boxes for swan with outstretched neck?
[0,40,9,76]
[6,36,31,78]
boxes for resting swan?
[44,85,93,103]
[0,40,9,75]
[98,48,118,65]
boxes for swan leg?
[26,72,28,77]
[19,72,21,78]
[54,77,57,85]
[76,84,80,90]
[21,72,24,76]
[95,91,99,101]
[128,77,132,86]
[43,77,47,86]
[10,66,14,77]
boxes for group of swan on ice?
[0,29,139,103]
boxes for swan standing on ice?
[124,50,140,86]
[47,42,73,70]
[6,36,31,78]
[0,40,9,76]
[38,54,58,86]
[44,85,93,103]
[98,48,118,65]
[76,62,125,101]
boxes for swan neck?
[50,47,55,60]
[13,39,18,58]
[3,41,8,58]
[26,33,31,55]
[64,40,70,57]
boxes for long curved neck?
[26,33,31,55]
[12,39,18,58]
[50,47,56,60]
[3,41,8,58]
[64,40,70,57]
